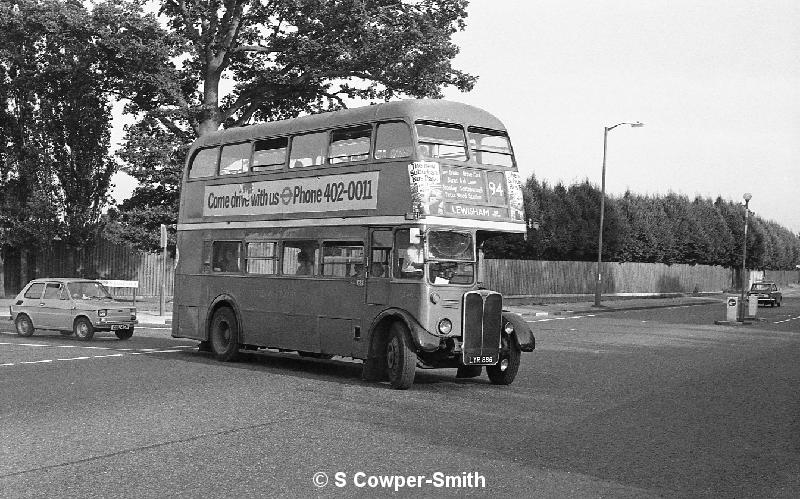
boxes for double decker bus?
[172,99,535,389]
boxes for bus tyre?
[210,307,240,362]
[15,314,34,337]
[74,318,95,341]
[115,328,134,340]
[487,334,521,385]
[386,323,416,389]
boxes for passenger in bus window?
[296,250,313,275]
[221,247,240,272]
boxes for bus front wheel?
[210,307,240,362]
[486,334,521,385]
[386,322,416,389]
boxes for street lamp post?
[738,193,752,321]
[594,121,644,307]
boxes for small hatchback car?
[747,281,782,307]
[10,278,137,340]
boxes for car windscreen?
[67,282,113,300]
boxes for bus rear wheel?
[210,307,240,362]
[486,334,521,385]
[386,322,416,389]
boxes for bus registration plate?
[111,324,129,330]
[466,355,497,365]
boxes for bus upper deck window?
[468,128,514,167]
[189,147,218,179]
[329,126,371,164]
[219,142,251,175]
[374,122,412,160]
[289,132,327,168]
[253,137,288,172]
[415,122,467,161]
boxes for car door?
[37,282,63,329]
[19,282,46,328]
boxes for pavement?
[2,286,797,327]
[504,293,726,320]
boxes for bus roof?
[191,99,508,149]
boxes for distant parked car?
[10,278,137,340]
[747,281,782,307]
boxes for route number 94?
[488,181,504,197]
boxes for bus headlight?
[438,318,453,335]
[503,321,515,334]
[97,309,107,317]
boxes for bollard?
[726,296,738,322]
[747,295,758,319]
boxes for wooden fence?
[483,260,735,296]
[3,239,173,298]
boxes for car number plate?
[111,324,129,330]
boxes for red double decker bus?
[172,99,535,389]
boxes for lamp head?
[630,122,644,128]
[743,192,752,202]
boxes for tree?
[0,0,175,285]
[104,118,186,252]
[144,0,476,137]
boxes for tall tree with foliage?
[105,118,186,252]
[144,0,476,137]
[0,0,176,284]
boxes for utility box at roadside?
[726,297,738,322]
[747,295,758,318]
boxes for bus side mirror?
[409,228,421,244]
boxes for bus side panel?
[237,278,320,352]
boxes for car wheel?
[115,327,134,340]
[73,317,95,341]
[210,307,240,362]
[385,322,416,390]
[487,334,521,386]
[777,299,781,307]
[15,314,34,337]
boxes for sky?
[109,0,800,233]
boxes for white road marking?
[774,315,800,324]
[1,342,197,368]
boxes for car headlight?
[437,318,453,335]
[130,308,136,319]
[97,309,107,317]
[503,321,515,334]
